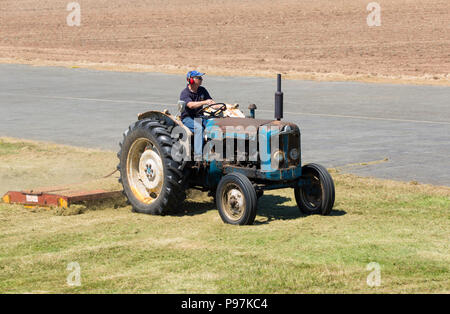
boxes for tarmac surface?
[0,64,449,186]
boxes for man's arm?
[186,99,215,109]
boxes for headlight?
[289,148,299,160]
[273,150,284,162]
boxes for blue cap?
[187,70,205,78]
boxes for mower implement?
[2,189,122,209]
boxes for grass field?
[0,137,449,293]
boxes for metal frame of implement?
[2,189,123,208]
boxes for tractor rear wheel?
[216,173,257,225]
[118,118,187,215]
[294,163,335,215]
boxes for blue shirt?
[179,85,212,119]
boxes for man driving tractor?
[118,73,335,224]
[179,70,217,160]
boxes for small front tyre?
[216,173,257,225]
[294,163,335,215]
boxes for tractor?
[117,74,335,225]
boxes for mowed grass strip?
[0,137,448,293]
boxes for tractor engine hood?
[209,117,299,135]
[205,117,302,173]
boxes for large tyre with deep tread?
[117,117,187,215]
[216,173,257,225]
[294,163,335,215]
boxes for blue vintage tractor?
[117,74,335,225]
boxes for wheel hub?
[146,162,155,178]
[139,149,163,190]
[227,189,244,214]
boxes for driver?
[180,70,218,161]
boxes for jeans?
[182,117,208,160]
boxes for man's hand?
[211,104,224,110]
[204,99,216,106]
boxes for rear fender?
[138,110,192,136]
[138,110,193,161]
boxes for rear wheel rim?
[221,183,246,222]
[127,138,164,204]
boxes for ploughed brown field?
[0,0,449,85]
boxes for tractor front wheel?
[216,173,257,225]
[294,163,335,215]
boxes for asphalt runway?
[0,64,449,186]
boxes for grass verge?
[0,137,448,293]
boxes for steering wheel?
[198,103,227,117]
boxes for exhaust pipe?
[275,74,283,120]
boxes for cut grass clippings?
[0,137,448,293]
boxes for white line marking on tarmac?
[1,92,449,125]
[257,109,450,125]
[0,92,176,106]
